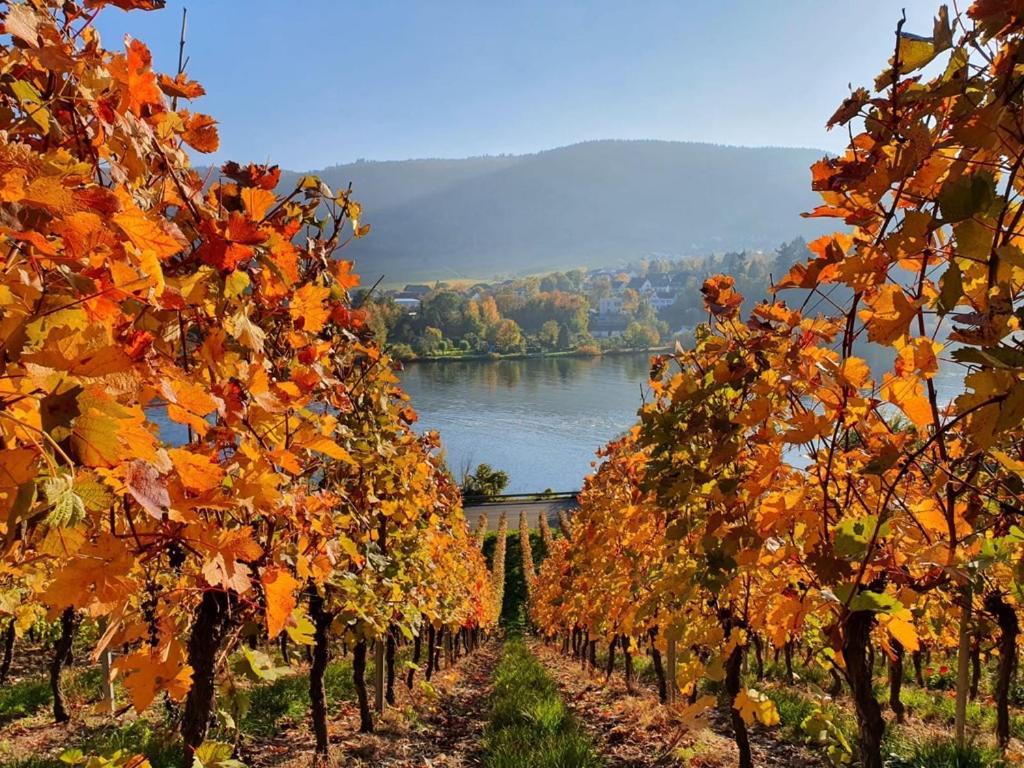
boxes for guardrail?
[462,491,579,505]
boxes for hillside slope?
[280,140,832,282]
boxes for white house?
[597,295,623,315]
[649,289,678,310]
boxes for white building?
[597,295,623,315]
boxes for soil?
[529,639,828,768]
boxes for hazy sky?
[96,0,941,170]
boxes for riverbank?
[398,345,673,364]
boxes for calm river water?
[399,354,655,493]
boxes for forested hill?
[277,140,832,282]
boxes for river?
[399,354,655,493]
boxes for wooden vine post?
[375,639,386,713]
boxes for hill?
[279,140,832,283]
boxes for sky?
[96,0,941,171]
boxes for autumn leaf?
[161,378,219,437]
[734,688,780,727]
[112,203,185,261]
[124,460,170,519]
[168,448,224,494]
[182,112,219,153]
[108,38,163,116]
[116,642,192,713]
[157,72,206,100]
[71,388,157,468]
[881,372,933,428]
[241,187,276,221]
[290,283,331,333]
[701,274,743,318]
[859,285,917,345]
[5,4,41,48]
[261,566,300,639]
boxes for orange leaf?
[116,641,192,713]
[290,283,331,333]
[71,388,157,468]
[182,112,219,153]
[241,187,276,221]
[157,72,206,100]
[881,372,933,428]
[261,566,300,639]
[332,259,360,291]
[859,285,918,345]
[112,203,185,261]
[168,448,224,494]
[109,38,163,116]
[161,378,220,437]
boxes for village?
[370,240,804,358]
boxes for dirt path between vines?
[253,639,502,768]
[529,639,826,768]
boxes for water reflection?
[400,353,654,493]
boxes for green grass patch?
[239,658,354,737]
[484,639,600,768]
[0,666,108,726]
[886,738,1004,768]
[0,678,51,725]
[0,720,182,768]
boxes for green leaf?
[233,646,287,682]
[937,262,963,315]
[193,741,245,768]
[834,515,887,559]
[951,345,1024,369]
[41,474,85,528]
[939,172,996,223]
[849,590,901,614]
[58,749,85,766]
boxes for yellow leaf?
[306,437,356,465]
[168,448,224,494]
[734,688,780,727]
[289,283,331,334]
[881,372,933,428]
[859,285,918,345]
[261,566,300,639]
[881,613,920,653]
[241,187,276,221]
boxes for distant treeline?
[358,237,811,360]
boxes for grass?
[0,667,106,725]
[238,658,354,737]
[0,654,360,768]
[483,531,548,629]
[886,738,1004,768]
[483,638,600,768]
[0,720,182,768]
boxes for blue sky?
[97,0,940,170]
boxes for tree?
[416,326,445,356]
[491,319,525,354]
[557,323,573,351]
[0,4,499,764]
[538,320,560,350]
[623,322,659,349]
[462,464,510,500]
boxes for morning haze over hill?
[277,140,831,282]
